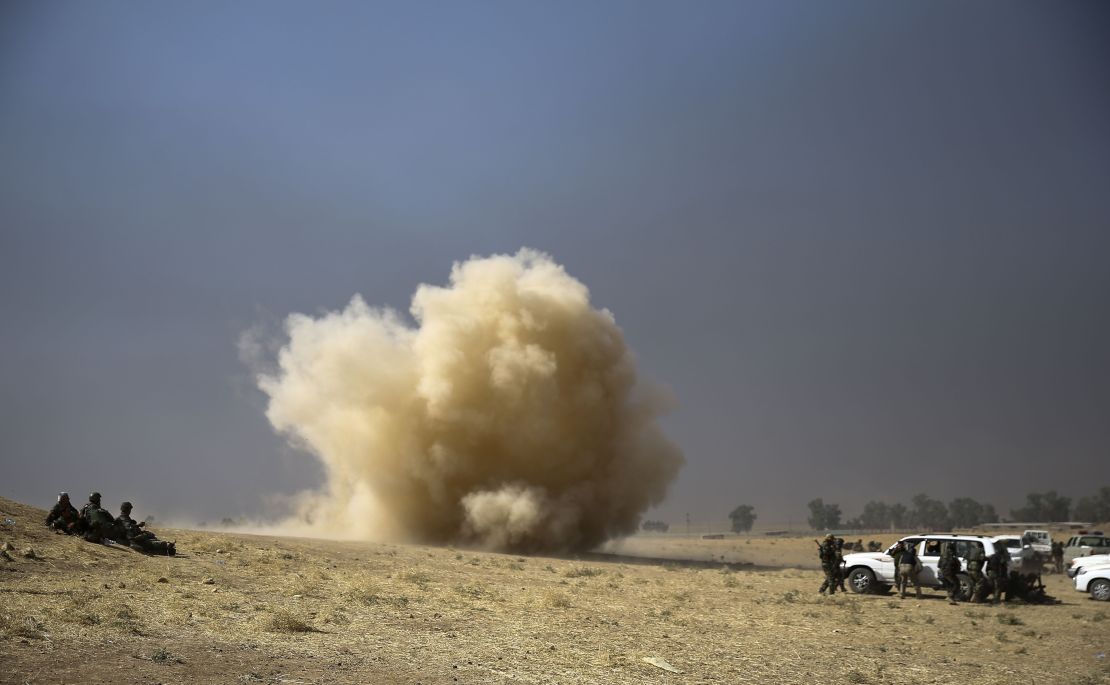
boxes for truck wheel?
[847,567,877,594]
[1090,579,1110,601]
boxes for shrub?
[266,611,315,633]
[564,567,603,578]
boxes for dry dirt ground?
[2,497,1107,685]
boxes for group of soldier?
[44,491,176,556]
[817,534,1057,605]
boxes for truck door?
[918,539,943,585]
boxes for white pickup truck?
[1067,553,1110,579]
[1064,533,1110,563]
[1020,530,1052,556]
[842,534,1006,599]
[1073,558,1110,601]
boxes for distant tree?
[1074,486,1110,522]
[947,497,998,529]
[1042,491,1071,521]
[858,501,892,529]
[728,505,757,533]
[807,499,826,530]
[641,520,670,533]
[1011,491,1071,522]
[889,503,908,529]
[807,498,842,531]
[909,493,950,531]
[980,504,999,524]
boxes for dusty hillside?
[1,496,1107,685]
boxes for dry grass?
[266,610,317,633]
[2,496,1109,684]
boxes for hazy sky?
[2,1,1108,528]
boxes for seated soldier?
[1021,572,1060,605]
[45,492,83,535]
[117,502,175,556]
[79,492,119,543]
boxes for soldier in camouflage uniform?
[966,542,986,603]
[985,544,1009,604]
[889,541,904,588]
[1051,541,1064,574]
[117,502,175,555]
[835,538,848,592]
[45,492,83,535]
[897,540,922,599]
[818,534,839,594]
[938,542,962,604]
[80,492,118,543]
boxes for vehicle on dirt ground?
[841,534,1005,599]
[1067,553,1110,579]
[1063,534,1110,563]
[1021,530,1052,555]
[1074,562,1110,601]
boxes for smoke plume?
[254,249,684,552]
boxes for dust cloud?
[252,249,684,552]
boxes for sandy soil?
[2,497,1107,685]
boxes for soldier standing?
[897,541,922,599]
[966,542,986,603]
[938,542,962,604]
[889,541,904,588]
[985,545,1009,604]
[836,538,848,592]
[818,534,839,594]
[1051,541,1064,574]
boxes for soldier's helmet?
[89,492,101,504]
[58,492,69,502]
[120,502,133,513]
[825,533,835,540]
